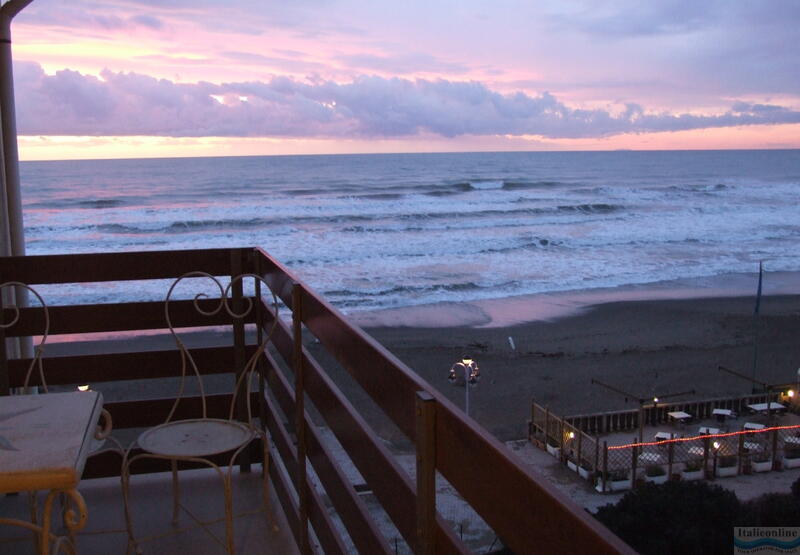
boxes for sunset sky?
[7,0,800,160]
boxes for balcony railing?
[0,248,634,554]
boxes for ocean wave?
[557,203,622,213]
[27,197,130,209]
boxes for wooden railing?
[1,248,634,554]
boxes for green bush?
[683,459,702,472]
[595,481,742,554]
[645,464,666,477]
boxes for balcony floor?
[1,467,299,554]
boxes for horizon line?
[20,146,800,164]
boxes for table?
[0,391,103,554]
[784,436,800,446]
[743,422,766,431]
[698,426,720,435]
[638,452,663,464]
[747,402,786,413]
[668,411,692,423]
[654,431,675,441]
[712,408,733,416]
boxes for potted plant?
[715,455,738,477]
[545,437,561,458]
[751,450,772,473]
[644,464,667,484]
[596,469,632,493]
[681,459,704,481]
[783,446,800,469]
[566,454,578,472]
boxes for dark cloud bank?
[15,62,800,139]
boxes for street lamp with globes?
[449,356,480,417]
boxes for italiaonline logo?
[735,527,800,553]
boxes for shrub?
[645,464,666,477]
[718,455,737,468]
[742,492,800,526]
[683,459,702,473]
[595,481,743,555]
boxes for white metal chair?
[120,272,278,554]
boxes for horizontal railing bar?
[105,393,241,429]
[0,248,239,285]
[436,408,634,554]
[262,387,349,555]
[82,442,263,480]
[2,299,256,337]
[8,345,250,387]
[262,351,393,554]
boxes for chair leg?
[171,459,180,525]
[223,473,235,555]
[262,438,278,532]
[121,450,143,554]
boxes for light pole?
[449,356,480,417]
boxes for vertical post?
[638,404,644,444]
[771,428,778,470]
[594,434,600,476]
[544,406,550,446]
[630,438,637,487]
[464,366,469,418]
[667,440,674,479]
[415,391,436,555]
[576,430,583,474]
[292,283,309,554]
[602,441,608,493]
[738,433,745,474]
[230,250,250,471]
[703,436,710,479]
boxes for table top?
[785,436,800,445]
[699,426,720,435]
[747,402,786,412]
[712,408,733,416]
[668,411,691,420]
[654,432,675,440]
[743,422,766,430]
[0,391,103,492]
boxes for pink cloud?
[15,62,800,140]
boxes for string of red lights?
[607,423,800,450]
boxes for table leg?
[41,488,88,555]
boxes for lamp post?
[712,441,721,479]
[449,356,480,417]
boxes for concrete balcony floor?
[0,467,299,554]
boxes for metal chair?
[120,272,278,554]
[0,281,118,552]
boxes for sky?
[6,0,800,160]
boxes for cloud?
[14,62,800,139]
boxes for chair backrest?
[0,281,50,392]
[163,272,279,426]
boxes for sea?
[19,150,800,316]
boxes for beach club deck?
[0,248,633,554]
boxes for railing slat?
[8,346,246,386]
[0,248,237,284]
[2,299,255,337]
